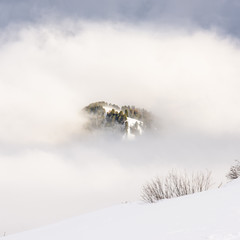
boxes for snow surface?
[5,179,240,240]
[126,117,143,139]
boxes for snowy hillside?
[5,179,240,240]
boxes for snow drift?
[5,179,240,240]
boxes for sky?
[1,0,240,37]
[1,0,240,236]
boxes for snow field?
[5,179,240,240]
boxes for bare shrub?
[226,160,240,180]
[141,170,212,203]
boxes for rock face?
[83,101,153,138]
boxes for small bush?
[226,160,240,180]
[141,170,212,203]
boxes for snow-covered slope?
[5,179,240,240]
[125,117,143,139]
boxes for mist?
[1,21,240,234]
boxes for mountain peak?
[83,101,153,139]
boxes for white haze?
[0,21,240,234]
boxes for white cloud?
[1,23,240,144]
[0,21,240,234]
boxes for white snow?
[124,117,143,140]
[127,117,143,133]
[4,179,240,240]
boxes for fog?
[1,22,240,234]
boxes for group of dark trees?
[121,105,153,129]
[83,101,153,134]
[84,101,120,113]
[105,109,128,132]
[106,109,127,125]
[83,102,106,130]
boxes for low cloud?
[1,23,240,143]
[0,21,240,234]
